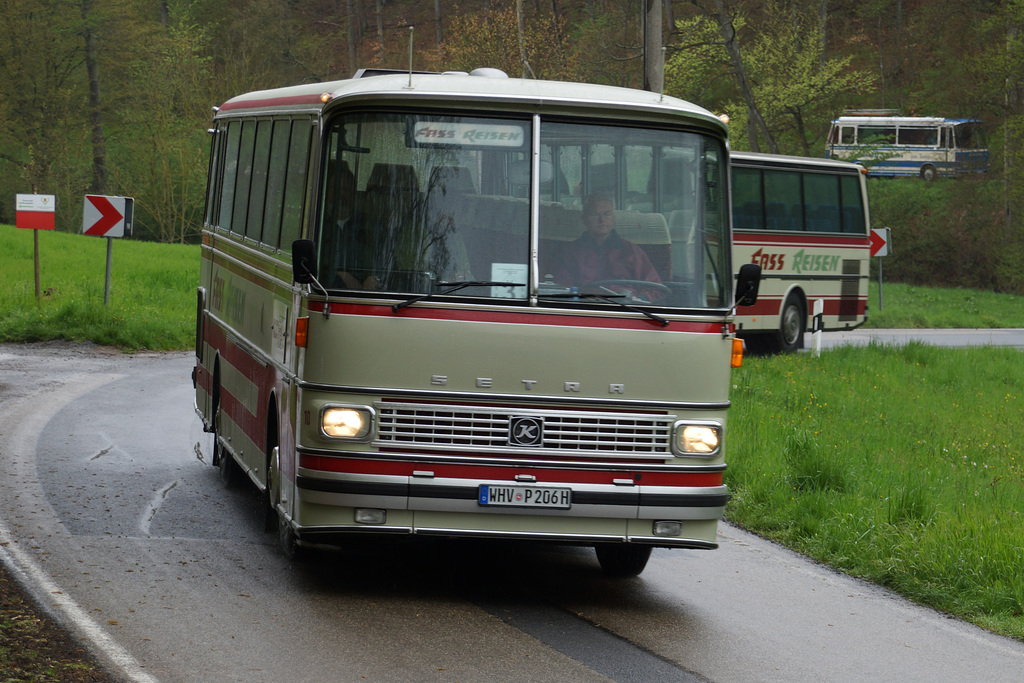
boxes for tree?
[0,0,89,226]
[706,0,776,152]
[745,1,874,155]
[113,8,214,242]
[442,4,578,81]
[667,0,872,155]
[80,0,109,195]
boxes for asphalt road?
[813,327,1024,349]
[1,339,1023,682]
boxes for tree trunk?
[376,0,384,65]
[709,0,777,153]
[81,0,108,194]
[435,0,443,44]
[516,0,533,78]
[348,0,358,70]
[1006,23,1022,234]
[643,0,663,93]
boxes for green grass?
[0,225,199,351]
[729,343,1024,640]
[865,280,1024,328]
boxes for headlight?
[321,405,374,440]
[674,423,721,455]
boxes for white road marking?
[0,370,159,683]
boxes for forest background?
[3,0,1024,294]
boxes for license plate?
[478,485,572,509]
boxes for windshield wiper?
[539,290,669,327]
[392,281,525,311]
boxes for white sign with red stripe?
[15,193,56,230]
[82,195,133,237]
[870,227,890,257]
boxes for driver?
[552,192,662,299]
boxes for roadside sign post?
[811,299,824,357]
[15,194,56,304]
[82,195,134,306]
[870,227,891,312]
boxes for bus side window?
[231,120,257,235]
[218,121,242,230]
[840,176,864,233]
[731,167,764,230]
[281,120,312,251]
[763,170,800,231]
[803,173,840,232]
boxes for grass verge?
[0,226,198,351]
[729,343,1024,640]
[0,561,110,681]
[865,280,1024,328]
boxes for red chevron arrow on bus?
[83,195,124,236]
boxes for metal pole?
[33,229,41,305]
[104,236,113,306]
[877,256,883,312]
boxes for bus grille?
[375,402,673,457]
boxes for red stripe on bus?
[733,232,870,247]
[202,321,280,452]
[218,94,325,112]
[308,301,724,332]
[299,454,725,487]
[740,297,866,317]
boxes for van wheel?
[920,165,937,181]
[595,545,652,578]
[778,293,806,353]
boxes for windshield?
[316,112,730,309]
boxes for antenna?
[407,26,414,88]
[660,47,667,102]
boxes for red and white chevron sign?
[83,195,133,237]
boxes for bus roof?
[730,151,866,174]
[831,115,980,126]
[214,69,727,133]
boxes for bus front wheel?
[268,443,301,559]
[920,165,937,181]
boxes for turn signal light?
[731,337,744,368]
[295,316,309,347]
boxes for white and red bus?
[193,68,759,576]
[731,152,870,352]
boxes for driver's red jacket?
[551,230,662,298]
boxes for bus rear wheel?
[595,544,652,578]
[777,294,806,353]
[213,389,239,488]
[920,164,937,181]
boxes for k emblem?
[509,416,543,446]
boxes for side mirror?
[292,239,316,285]
[735,263,761,307]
